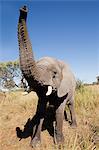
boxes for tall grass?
[0,85,99,150]
[74,85,99,150]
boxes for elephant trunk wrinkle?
[18,7,41,81]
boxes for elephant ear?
[57,66,70,98]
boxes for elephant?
[17,6,77,147]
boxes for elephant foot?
[69,121,77,128]
[30,137,41,148]
[54,131,64,145]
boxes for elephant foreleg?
[54,100,67,145]
[30,98,47,148]
[68,98,77,127]
[30,118,44,148]
[54,112,64,144]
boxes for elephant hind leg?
[68,97,77,128]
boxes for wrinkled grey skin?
[18,6,77,147]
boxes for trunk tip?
[20,6,28,13]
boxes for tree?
[0,60,22,90]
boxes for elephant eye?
[53,75,55,78]
[54,71,57,74]
[52,71,57,79]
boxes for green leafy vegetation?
[0,60,21,90]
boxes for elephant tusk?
[46,86,52,96]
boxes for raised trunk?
[18,6,38,80]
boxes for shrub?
[76,79,84,92]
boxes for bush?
[76,79,84,92]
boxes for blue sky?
[0,0,99,83]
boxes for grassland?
[0,85,99,150]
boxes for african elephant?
[18,6,77,147]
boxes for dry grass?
[0,85,99,150]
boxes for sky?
[0,0,99,83]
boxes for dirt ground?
[0,86,99,150]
